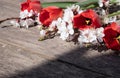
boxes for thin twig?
[0,17,19,24]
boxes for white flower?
[78,10,83,14]
[98,0,109,7]
[109,16,117,23]
[67,23,74,35]
[57,20,74,40]
[28,10,34,17]
[96,27,104,37]
[63,9,74,23]
[68,4,80,12]
[96,27,105,42]
[103,16,117,24]
[54,5,83,40]
[60,31,69,40]
[78,29,97,43]
[10,20,20,27]
[62,5,80,23]
[104,0,109,7]
[57,20,66,33]
[36,13,41,24]
[20,10,34,19]
[40,30,46,37]
[101,9,106,16]
[20,10,29,19]
[78,27,105,44]
[20,18,35,28]
[103,17,109,24]
[56,18,63,31]
[98,0,103,7]
[49,21,57,31]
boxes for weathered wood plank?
[0,0,120,78]
[0,42,106,78]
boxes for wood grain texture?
[0,0,120,78]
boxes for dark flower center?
[72,10,78,15]
[85,18,92,25]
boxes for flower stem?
[0,17,19,24]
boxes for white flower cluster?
[11,10,37,28]
[103,16,117,24]
[98,0,109,7]
[20,10,34,19]
[56,5,82,40]
[97,0,117,24]
[57,18,74,40]
[39,5,82,40]
[78,27,105,45]
[39,5,105,45]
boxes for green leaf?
[42,2,78,8]
[85,4,98,9]
[76,0,98,9]
[76,0,98,7]
[108,11,120,17]
[110,0,117,4]
[42,0,99,9]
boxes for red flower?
[21,0,42,13]
[73,9,101,30]
[39,6,63,26]
[103,22,120,50]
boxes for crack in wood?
[57,59,113,77]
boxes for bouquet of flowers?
[1,0,120,51]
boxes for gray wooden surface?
[0,0,120,78]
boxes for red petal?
[21,0,42,12]
[29,1,42,12]
[39,6,63,26]
[104,38,120,50]
[21,2,29,11]
[73,9,101,30]
[103,22,120,50]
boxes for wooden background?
[0,0,120,78]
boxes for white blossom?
[10,20,20,27]
[68,4,80,12]
[63,9,74,23]
[103,17,109,24]
[56,18,63,31]
[20,10,29,19]
[78,28,105,44]
[78,29,97,43]
[36,13,41,24]
[101,9,106,16]
[67,23,74,35]
[104,0,109,7]
[96,27,105,42]
[28,10,34,17]
[20,18,35,28]
[103,16,117,24]
[98,0,103,7]
[40,30,46,37]
[57,20,74,40]
[98,0,109,7]
[49,21,57,31]
[20,10,34,19]
[53,5,83,40]
[109,16,117,23]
